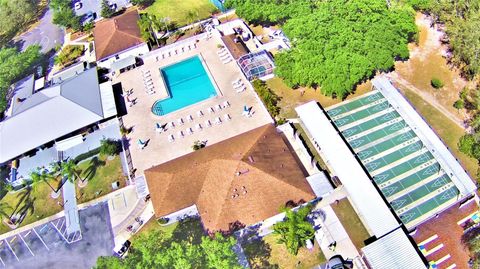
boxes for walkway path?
[386,73,466,130]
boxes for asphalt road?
[14,8,65,53]
[74,0,131,19]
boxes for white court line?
[19,234,34,257]
[32,228,50,251]
[4,239,19,261]
[0,254,5,267]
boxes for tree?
[95,229,241,268]
[227,0,417,98]
[273,204,314,255]
[29,169,57,193]
[100,138,120,156]
[0,0,38,46]
[453,99,464,110]
[458,134,476,156]
[0,45,42,114]
[130,0,155,7]
[431,78,444,89]
[60,159,82,183]
[101,0,115,18]
[50,0,81,31]
[0,202,12,219]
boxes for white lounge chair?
[215,117,222,125]
[178,118,184,125]
[223,101,230,108]
[233,83,244,89]
[196,123,202,130]
[188,115,194,122]
[197,110,204,117]
[223,58,232,64]
[168,134,175,142]
[224,114,231,121]
[187,128,194,135]
[205,120,212,127]
[236,87,246,93]
[216,104,222,111]
[208,107,215,113]
[220,54,230,60]
[169,121,175,128]
[178,131,184,138]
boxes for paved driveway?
[14,8,64,53]
[1,202,114,269]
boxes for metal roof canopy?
[296,101,400,237]
[110,55,137,71]
[362,228,427,269]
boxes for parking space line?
[19,234,34,257]
[4,239,19,261]
[9,236,16,244]
[39,224,48,233]
[0,253,5,267]
[23,231,32,238]
[32,228,50,251]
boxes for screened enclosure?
[237,50,275,80]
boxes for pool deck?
[115,34,273,174]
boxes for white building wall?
[97,43,150,69]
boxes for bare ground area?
[390,13,472,130]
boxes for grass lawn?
[76,155,126,204]
[266,77,372,119]
[131,217,206,245]
[130,218,179,242]
[399,87,478,178]
[144,0,217,27]
[243,233,326,269]
[0,182,63,234]
[331,198,370,249]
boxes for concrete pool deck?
[115,33,273,174]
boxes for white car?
[74,2,82,10]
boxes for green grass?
[400,87,478,179]
[243,233,326,269]
[131,218,179,242]
[131,217,205,245]
[331,198,370,249]
[76,155,126,203]
[144,0,218,27]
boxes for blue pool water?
[152,56,217,116]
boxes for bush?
[99,139,121,156]
[252,79,281,118]
[431,78,444,89]
[54,45,84,67]
[157,218,169,225]
[73,147,101,163]
[192,140,205,151]
[453,99,464,110]
[458,134,477,158]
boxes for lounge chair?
[193,43,197,48]
[215,117,222,125]
[222,58,232,64]
[231,79,241,85]
[224,114,231,121]
[216,104,222,111]
[178,131,184,138]
[155,123,164,133]
[208,107,215,113]
[178,118,184,125]
[169,121,175,128]
[188,115,194,122]
[168,134,175,142]
[205,120,212,127]
[187,128,194,135]
[138,139,147,149]
[220,54,230,60]
[196,123,202,130]
[236,87,246,93]
[197,110,204,117]
[223,101,230,108]
[233,83,244,89]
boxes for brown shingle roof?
[145,124,315,232]
[93,9,144,61]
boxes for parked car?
[326,255,349,269]
[83,11,96,25]
[74,2,82,10]
[113,240,131,258]
[109,3,117,10]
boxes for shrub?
[157,218,169,225]
[192,140,205,151]
[99,138,120,156]
[73,147,101,163]
[54,45,84,67]
[252,79,281,118]
[431,78,444,89]
[458,134,476,156]
[453,99,465,110]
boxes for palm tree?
[273,205,315,255]
[60,159,82,183]
[29,169,56,192]
[0,201,12,219]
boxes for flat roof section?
[296,101,400,237]
[362,227,427,269]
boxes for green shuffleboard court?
[326,90,460,227]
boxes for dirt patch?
[391,12,470,125]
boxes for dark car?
[114,240,131,258]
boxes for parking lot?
[73,0,131,19]
[0,202,114,269]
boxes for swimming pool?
[152,56,217,116]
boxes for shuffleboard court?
[327,89,461,227]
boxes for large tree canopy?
[95,230,241,269]
[227,0,417,98]
[0,0,38,46]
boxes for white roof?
[99,81,117,118]
[373,76,477,196]
[362,228,427,269]
[0,68,109,163]
[296,101,400,237]
[306,172,333,198]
